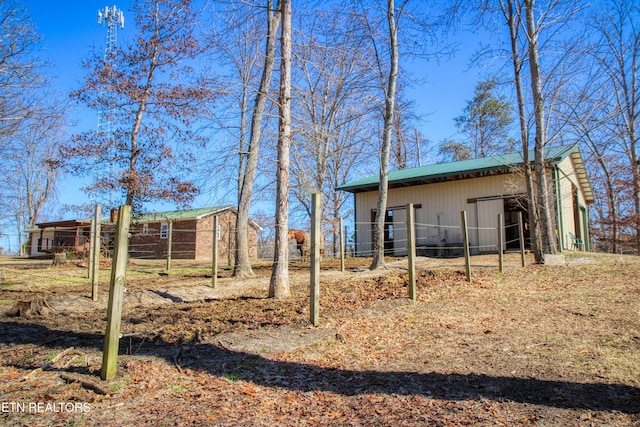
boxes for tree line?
[1,0,639,294]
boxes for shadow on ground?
[1,320,638,414]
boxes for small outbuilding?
[28,206,261,262]
[336,144,594,257]
[128,206,261,262]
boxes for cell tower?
[96,5,124,136]
[94,6,124,205]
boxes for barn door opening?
[581,206,589,251]
[476,198,504,253]
[504,197,530,250]
[384,209,394,254]
[370,205,417,256]
[371,209,395,255]
[572,185,582,241]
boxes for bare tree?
[590,0,640,254]
[474,0,583,261]
[0,0,47,140]
[4,114,64,254]
[504,0,546,262]
[391,89,429,170]
[289,4,379,249]
[269,0,292,298]
[563,65,622,253]
[67,0,217,212]
[0,0,65,253]
[326,110,377,254]
[228,0,281,278]
[524,0,558,255]
[369,0,403,270]
[205,1,269,203]
[363,0,450,268]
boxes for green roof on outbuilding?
[130,206,234,223]
[336,144,593,203]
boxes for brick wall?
[195,211,260,263]
[129,209,260,261]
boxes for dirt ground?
[0,252,639,426]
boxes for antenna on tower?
[97,5,124,136]
[95,5,124,205]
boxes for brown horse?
[289,229,324,259]
[288,229,308,258]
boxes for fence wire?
[10,209,529,285]
[350,215,527,260]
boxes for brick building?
[128,206,261,262]
[28,206,261,262]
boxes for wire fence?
[22,213,527,266]
[350,215,527,260]
[5,206,529,295]
[28,223,257,262]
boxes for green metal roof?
[337,144,593,202]
[131,206,234,223]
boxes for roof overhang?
[567,149,595,204]
[35,220,91,229]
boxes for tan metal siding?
[354,174,526,255]
[556,156,588,249]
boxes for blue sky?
[24,1,485,220]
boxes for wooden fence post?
[498,213,504,274]
[88,220,95,280]
[339,218,345,273]
[166,220,173,272]
[101,204,131,381]
[212,216,218,288]
[406,203,416,301]
[310,193,321,326]
[345,226,349,257]
[91,204,102,301]
[461,210,471,282]
[518,211,526,267]
[227,221,233,267]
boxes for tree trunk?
[525,0,557,256]
[126,41,158,208]
[630,116,639,254]
[16,213,25,256]
[370,0,399,270]
[333,201,341,256]
[502,0,544,262]
[603,164,619,253]
[269,0,292,298]
[633,145,640,255]
[234,0,281,278]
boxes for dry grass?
[0,252,638,426]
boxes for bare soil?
[0,253,639,426]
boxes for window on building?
[160,223,169,239]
